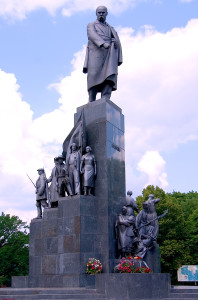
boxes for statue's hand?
[112,38,118,49]
[103,43,110,49]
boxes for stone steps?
[0,288,108,300]
[164,286,198,299]
[1,285,197,300]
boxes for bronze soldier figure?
[35,168,48,218]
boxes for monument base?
[28,273,97,288]
[95,273,170,299]
[12,273,171,299]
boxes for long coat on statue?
[83,20,123,91]
[36,173,47,201]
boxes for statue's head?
[148,194,154,200]
[96,6,108,23]
[143,202,149,211]
[54,156,59,164]
[37,168,44,175]
[86,146,92,153]
[121,206,127,215]
[57,155,65,163]
[127,190,132,196]
[71,143,77,151]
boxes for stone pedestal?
[28,196,101,287]
[75,99,126,271]
[26,98,126,287]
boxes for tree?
[186,208,198,265]
[0,212,29,286]
[168,191,198,220]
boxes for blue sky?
[0,0,198,222]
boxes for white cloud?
[0,69,66,223]
[114,20,198,193]
[0,0,148,20]
[137,151,168,189]
[119,19,198,151]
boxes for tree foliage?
[136,186,198,283]
[0,212,29,286]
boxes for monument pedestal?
[28,196,101,287]
[12,99,170,298]
[74,98,126,270]
[27,98,126,288]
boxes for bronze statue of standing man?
[66,143,81,195]
[35,168,48,218]
[83,6,123,102]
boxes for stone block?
[152,273,171,298]
[58,253,80,274]
[95,273,170,299]
[42,275,63,288]
[74,216,80,234]
[42,219,57,237]
[42,255,58,275]
[79,274,96,287]
[80,234,96,253]
[11,276,28,288]
[80,216,98,234]
[97,216,108,234]
[144,242,161,273]
[28,275,42,288]
[34,238,43,256]
[94,234,108,253]
[59,197,80,217]
[43,237,58,254]
[29,219,42,240]
[58,216,80,236]
[62,275,80,287]
[29,256,42,275]
[43,208,58,221]
[57,198,64,218]
[80,196,96,216]
[62,217,75,235]
[62,235,80,253]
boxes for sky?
[0,0,198,223]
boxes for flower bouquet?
[115,256,152,273]
[86,258,102,274]
[135,266,152,273]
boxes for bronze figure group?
[116,192,167,259]
[35,143,96,218]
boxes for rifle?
[26,173,36,188]
[137,209,168,230]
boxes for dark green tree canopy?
[136,185,198,283]
[0,212,29,286]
